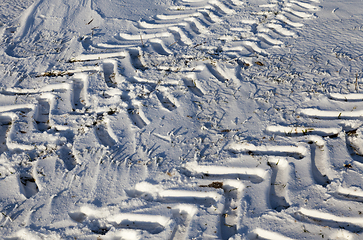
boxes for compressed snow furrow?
[298,108,363,119]
[183,73,205,97]
[170,205,198,240]
[158,190,222,204]
[257,33,284,46]
[297,208,363,231]
[223,46,251,57]
[248,228,296,240]
[268,157,290,211]
[69,51,127,62]
[265,23,296,37]
[208,0,236,15]
[276,14,304,28]
[129,76,178,86]
[183,161,267,183]
[329,93,363,101]
[179,0,206,3]
[155,12,204,21]
[72,74,88,111]
[127,48,148,70]
[37,66,102,77]
[133,179,244,240]
[205,63,230,83]
[94,117,118,147]
[242,41,268,55]
[130,181,224,238]
[157,64,205,72]
[290,0,320,11]
[346,128,363,157]
[139,17,208,36]
[134,182,223,205]
[220,180,244,240]
[58,145,78,171]
[103,59,123,88]
[19,172,39,199]
[2,83,71,95]
[184,17,210,34]
[94,43,137,49]
[35,94,54,132]
[266,126,333,187]
[307,136,331,186]
[266,125,341,137]
[148,39,173,55]
[126,101,149,129]
[138,20,186,29]
[155,87,178,111]
[335,187,363,202]
[0,113,15,153]
[168,26,194,46]
[0,104,35,113]
[120,32,172,41]
[282,7,314,19]
[198,9,223,23]
[227,142,308,159]
[107,213,170,234]
[70,206,171,235]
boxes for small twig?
[353,54,363,60]
[168,41,177,47]
[87,18,94,25]
[193,41,207,48]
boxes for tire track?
[130,179,244,239]
[0,0,322,238]
[182,162,264,239]
[266,125,334,186]
[61,0,320,131]
[263,90,363,233]
[129,181,224,239]
[127,163,252,240]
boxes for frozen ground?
[0,0,363,239]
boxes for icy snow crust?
[1,0,363,239]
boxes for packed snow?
[1,0,363,239]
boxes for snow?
[1,0,363,239]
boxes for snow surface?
[1,0,363,239]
